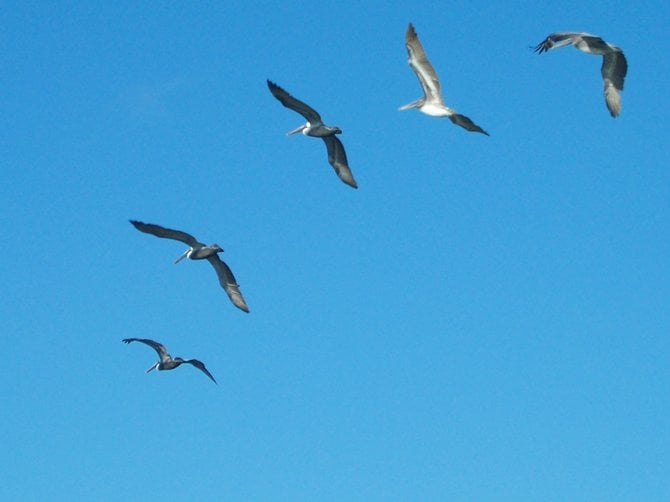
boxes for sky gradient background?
[2,1,669,500]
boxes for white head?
[174,247,192,264]
[287,123,309,136]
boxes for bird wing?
[185,359,217,384]
[129,220,200,247]
[601,50,627,117]
[601,49,627,91]
[267,80,322,124]
[448,113,489,135]
[206,255,250,313]
[535,32,616,55]
[122,337,170,363]
[323,136,357,188]
[405,23,442,102]
[534,32,583,53]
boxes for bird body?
[122,338,217,384]
[129,220,249,313]
[267,80,358,189]
[535,32,628,117]
[400,23,489,135]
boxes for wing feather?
[267,80,322,123]
[405,23,441,100]
[323,136,357,188]
[448,114,489,135]
[185,359,217,383]
[129,220,200,247]
[122,337,170,362]
[207,256,250,313]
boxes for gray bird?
[535,32,628,117]
[122,338,217,384]
[130,220,249,313]
[399,23,489,135]
[267,80,358,189]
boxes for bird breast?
[304,124,339,137]
[189,246,221,260]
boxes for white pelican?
[535,32,628,118]
[122,338,217,383]
[399,23,489,135]
[129,220,249,313]
[267,80,358,189]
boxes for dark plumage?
[267,80,358,188]
[130,220,249,313]
[535,32,628,117]
[122,338,217,384]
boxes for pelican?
[267,80,358,189]
[122,338,217,383]
[129,220,249,313]
[399,23,489,135]
[534,32,628,118]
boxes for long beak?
[174,248,190,264]
[287,124,307,136]
[146,362,159,373]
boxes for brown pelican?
[129,220,249,313]
[535,32,628,118]
[122,338,217,383]
[399,23,489,135]
[267,80,358,189]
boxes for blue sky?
[2,1,669,500]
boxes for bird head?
[174,247,192,264]
[287,123,308,135]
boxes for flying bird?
[267,80,358,189]
[399,23,489,135]
[122,338,217,383]
[129,220,249,313]
[534,32,628,118]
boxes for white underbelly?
[420,103,452,117]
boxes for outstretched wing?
[534,32,580,53]
[185,359,217,384]
[323,136,358,189]
[122,337,170,362]
[206,255,250,313]
[129,220,200,247]
[405,23,442,102]
[448,113,489,135]
[267,80,322,124]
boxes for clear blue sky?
[2,1,669,500]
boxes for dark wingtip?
[267,79,280,92]
[534,41,548,54]
[233,298,250,313]
[406,22,417,40]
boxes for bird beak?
[174,248,190,264]
[287,124,306,136]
